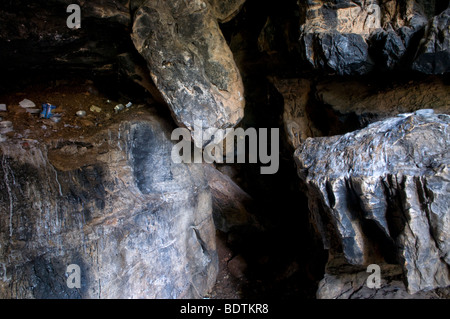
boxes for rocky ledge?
[295,110,450,297]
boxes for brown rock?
[228,254,247,279]
[132,0,245,147]
[270,77,320,149]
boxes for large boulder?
[294,110,450,294]
[299,0,450,74]
[132,0,245,148]
[299,0,382,75]
[0,109,218,298]
[412,8,450,74]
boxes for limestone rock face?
[317,264,450,299]
[299,0,381,75]
[203,164,257,233]
[270,77,320,149]
[299,0,450,74]
[412,8,450,74]
[132,0,245,148]
[0,110,218,298]
[314,77,450,134]
[294,110,450,294]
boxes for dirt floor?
[0,79,142,143]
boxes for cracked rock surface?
[299,0,450,75]
[295,110,450,294]
[0,109,218,298]
[132,0,245,147]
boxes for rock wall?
[299,1,450,75]
[295,110,450,295]
[132,0,245,148]
[0,0,449,299]
[0,110,218,298]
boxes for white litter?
[0,104,6,112]
[19,99,36,108]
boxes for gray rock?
[314,77,450,134]
[298,0,448,74]
[369,27,409,70]
[0,110,218,298]
[131,0,245,148]
[203,164,258,233]
[294,111,450,294]
[412,8,450,74]
[299,0,380,75]
[301,31,374,75]
[269,77,320,149]
[317,264,450,299]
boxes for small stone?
[90,105,102,113]
[80,119,95,127]
[114,104,124,113]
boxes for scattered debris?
[126,102,132,108]
[0,121,13,128]
[26,108,41,114]
[0,134,5,142]
[114,104,124,113]
[40,103,57,119]
[76,110,86,117]
[0,104,7,112]
[51,114,62,123]
[0,121,13,134]
[19,99,36,108]
[90,105,102,113]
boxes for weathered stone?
[299,0,381,75]
[317,264,450,299]
[0,110,218,298]
[270,77,320,149]
[300,31,374,75]
[207,0,246,23]
[132,0,245,148]
[314,77,450,133]
[412,8,450,74]
[298,0,449,74]
[203,164,258,233]
[369,27,409,70]
[294,110,450,293]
